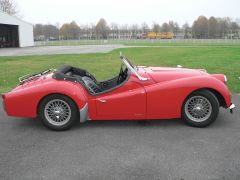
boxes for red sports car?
[1,54,235,130]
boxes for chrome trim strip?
[79,103,90,123]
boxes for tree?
[230,22,239,38]
[130,24,139,39]
[161,22,170,32]
[34,24,60,40]
[44,25,59,40]
[218,17,231,38]
[110,22,119,39]
[168,21,180,34]
[95,18,109,39]
[69,21,81,39]
[182,22,191,39]
[192,16,209,38]
[121,24,130,39]
[60,21,80,40]
[0,0,17,15]
[152,23,160,34]
[208,17,218,38]
[141,22,149,33]
[34,24,44,40]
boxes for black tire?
[39,94,79,131]
[182,90,219,127]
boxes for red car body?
[2,63,233,123]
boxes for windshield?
[119,54,148,81]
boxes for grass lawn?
[0,47,240,93]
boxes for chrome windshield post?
[119,53,148,81]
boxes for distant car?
[1,53,235,130]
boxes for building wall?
[18,23,34,47]
[0,12,34,47]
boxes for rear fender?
[4,80,87,118]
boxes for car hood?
[142,67,208,83]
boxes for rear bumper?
[229,103,236,113]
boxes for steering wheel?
[117,65,124,84]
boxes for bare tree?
[34,24,60,40]
[0,0,17,15]
[218,17,231,38]
[161,22,170,32]
[130,24,139,39]
[120,24,130,39]
[152,23,161,34]
[182,22,191,39]
[95,18,109,39]
[230,22,239,38]
[141,22,149,33]
[110,22,119,39]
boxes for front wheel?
[39,94,79,131]
[182,90,219,127]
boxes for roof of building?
[0,11,33,26]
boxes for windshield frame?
[119,55,148,81]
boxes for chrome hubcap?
[44,99,71,126]
[185,96,212,122]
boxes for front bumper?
[229,103,236,113]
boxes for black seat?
[81,76,102,93]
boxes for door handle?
[99,99,107,103]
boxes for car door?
[95,81,146,120]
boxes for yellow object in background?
[147,32,174,39]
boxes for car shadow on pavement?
[2,109,236,132]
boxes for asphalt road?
[2,45,236,57]
[0,45,125,56]
[0,95,239,180]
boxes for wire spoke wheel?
[184,96,212,122]
[44,99,72,126]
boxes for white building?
[0,12,34,48]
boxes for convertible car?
[1,54,235,130]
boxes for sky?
[15,0,240,27]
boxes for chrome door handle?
[99,99,107,103]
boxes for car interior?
[53,65,129,95]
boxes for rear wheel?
[182,90,219,127]
[39,94,79,131]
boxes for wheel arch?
[184,88,227,108]
[36,93,80,116]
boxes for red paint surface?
[2,66,232,120]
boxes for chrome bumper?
[229,103,236,113]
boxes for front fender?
[146,75,232,119]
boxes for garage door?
[0,24,19,48]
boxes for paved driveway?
[0,45,125,56]
[0,95,239,180]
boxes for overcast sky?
[16,0,240,26]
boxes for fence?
[34,39,240,47]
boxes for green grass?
[0,47,240,93]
